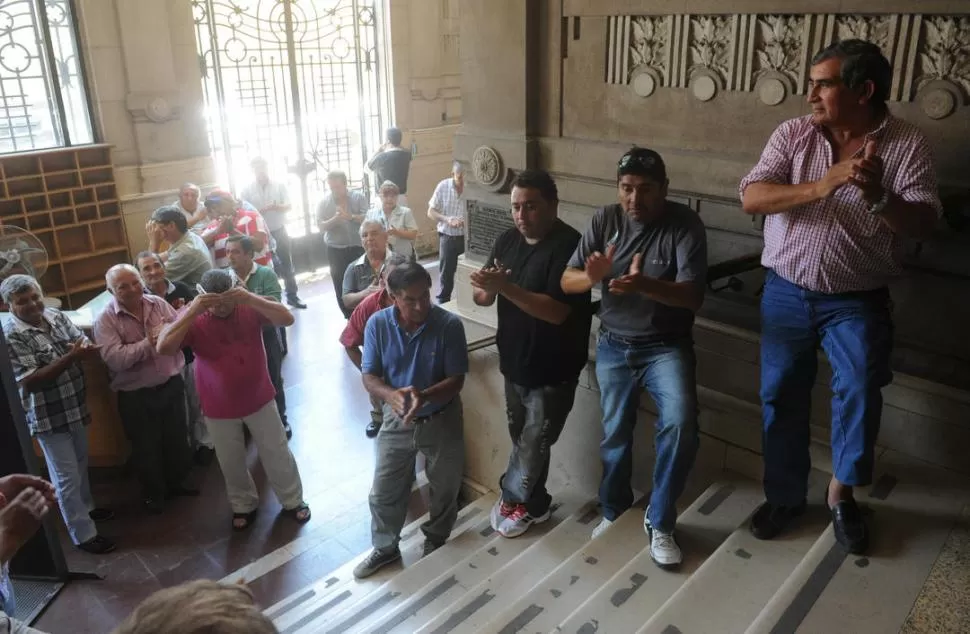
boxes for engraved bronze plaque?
[466,199,514,260]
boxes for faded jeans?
[500,379,578,516]
[370,398,465,550]
[595,331,700,533]
[35,424,98,545]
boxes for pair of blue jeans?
[35,424,97,545]
[760,270,893,506]
[596,331,699,532]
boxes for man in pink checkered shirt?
[740,39,941,555]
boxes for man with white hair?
[342,220,393,312]
[427,161,466,304]
[174,182,208,233]
[367,180,418,261]
[94,265,196,515]
[1,275,115,554]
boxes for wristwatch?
[868,189,890,216]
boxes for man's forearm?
[345,346,363,370]
[246,294,294,326]
[741,182,822,215]
[157,310,196,355]
[878,195,937,239]
[362,373,396,402]
[343,288,374,310]
[21,353,78,393]
[639,279,705,311]
[500,284,571,325]
[427,207,447,223]
[420,375,465,406]
[561,268,595,295]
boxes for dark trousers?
[328,244,365,318]
[271,226,299,301]
[500,379,577,516]
[263,326,287,424]
[117,375,192,501]
[760,270,893,507]
[437,233,465,303]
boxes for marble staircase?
[263,455,970,634]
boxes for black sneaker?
[194,446,215,466]
[89,508,114,522]
[830,499,869,554]
[365,419,382,438]
[749,500,806,540]
[353,547,401,579]
[284,422,293,440]
[78,535,116,554]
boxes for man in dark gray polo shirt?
[562,147,707,570]
[317,170,369,318]
[342,220,394,312]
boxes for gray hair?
[378,180,400,194]
[359,219,386,236]
[452,161,464,175]
[105,264,141,288]
[0,274,42,304]
[200,269,235,294]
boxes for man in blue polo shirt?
[355,262,468,578]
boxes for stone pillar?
[76,0,215,254]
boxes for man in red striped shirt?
[201,189,273,269]
[740,39,942,554]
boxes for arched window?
[0,0,94,153]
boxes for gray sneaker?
[353,547,401,579]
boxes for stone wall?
[75,0,215,256]
[451,1,970,484]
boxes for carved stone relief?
[603,12,970,118]
[471,146,509,193]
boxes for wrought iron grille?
[0,0,94,153]
[192,0,389,236]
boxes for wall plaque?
[466,200,514,261]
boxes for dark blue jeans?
[760,270,893,507]
[595,331,699,532]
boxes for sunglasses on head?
[617,152,659,171]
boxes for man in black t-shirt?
[471,170,592,539]
[366,127,412,206]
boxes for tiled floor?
[31,265,443,634]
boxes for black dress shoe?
[365,419,381,438]
[78,534,116,554]
[287,297,307,309]
[830,499,869,554]
[284,422,293,440]
[89,508,114,522]
[750,500,807,540]
[166,485,200,499]
[144,498,165,515]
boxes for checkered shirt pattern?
[740,114,942,294]
[429,177,465,236]
[3,309,90,435]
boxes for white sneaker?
[591,517,613,539]
[490,498,515,531]
[498,504,551,538]
[644,507,682,569]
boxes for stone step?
[414,495,609,634]
[634,477,832,634]
[268,493,496,633]
[480,496,650,634]
[355,495,596,634]
[553,476,764,634]
[746,452,970,634]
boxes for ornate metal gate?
[191,0,389,235]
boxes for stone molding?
[604,13,970,118]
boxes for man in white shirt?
[367,180,418,260]
[240,157,306,309]
[427,162,466,304]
